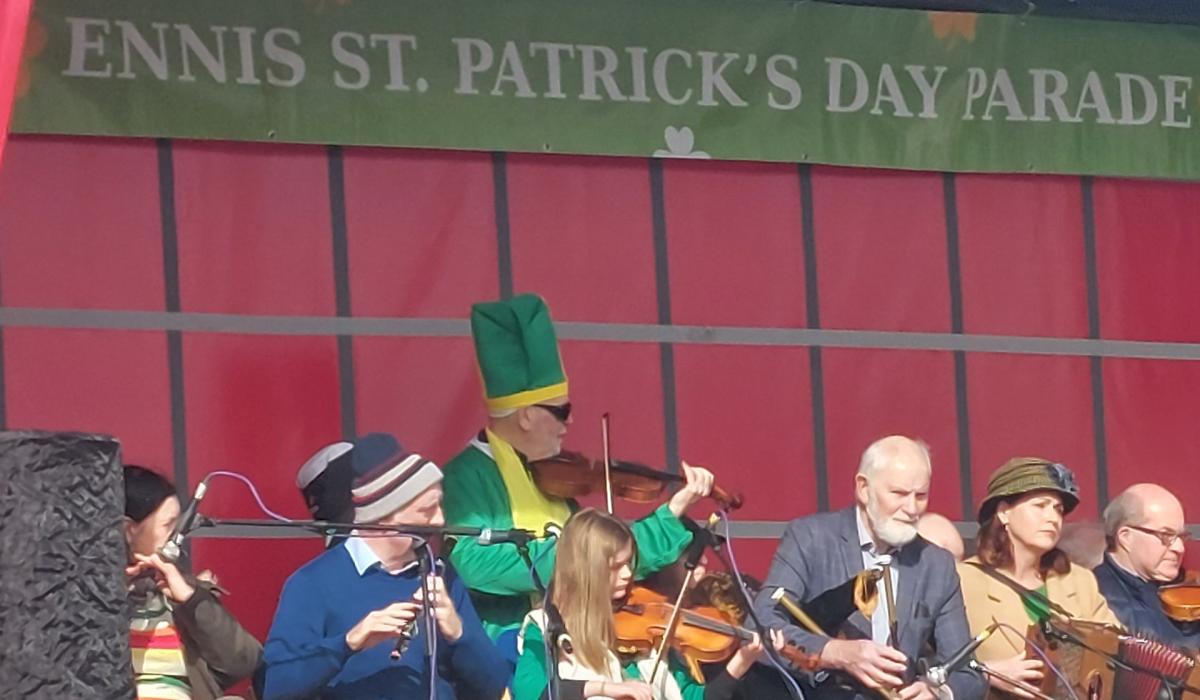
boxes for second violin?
[614,584,818,679]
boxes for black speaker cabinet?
[0,430,134,699]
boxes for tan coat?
[956,556,1120,663]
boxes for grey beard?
[866,499,919,549]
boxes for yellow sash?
[486,429,571,535]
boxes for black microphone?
[682,514,723,570]
[159,478,209,563]
[475,527,537,546]
[683,529,708,570]
[922,622,999,687]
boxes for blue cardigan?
[261,541,507,699]
[1093,552,1200,653]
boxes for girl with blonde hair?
[513,508,776,700]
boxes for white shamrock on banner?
[653,126,711,159]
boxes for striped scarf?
[130,592,192,700]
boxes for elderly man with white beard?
[752,436,986,700]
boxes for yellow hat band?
[485,381,569,412]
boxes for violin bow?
[646,513,721,685]
[601,412,614,514]
[646,565,698,686]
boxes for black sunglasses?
[533,402,572,422]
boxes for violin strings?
[677,609,753,640]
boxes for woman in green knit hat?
[956,458,1118,699]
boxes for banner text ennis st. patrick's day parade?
[59,20,1195,126]
[13,0,1200,179]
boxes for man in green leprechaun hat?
[441,293,716,659]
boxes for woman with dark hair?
[957,458,1118,698]
[124,465,261,700]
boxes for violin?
[1159,578,1200,622]
[613,585,818,672]
[530,450,744,511]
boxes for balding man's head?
[1104,483,1188,582]
[918,512,964,560]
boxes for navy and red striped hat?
[350,433,443,523]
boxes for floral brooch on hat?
[1047,462,1078,496]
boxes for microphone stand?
[704,517,803,700]
[680,515,792,694]
[413,539,438,694]
[185,516,537,541]
[516,538,560,700]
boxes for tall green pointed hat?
[470,293,568,414]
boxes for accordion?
[1029,619,1200,700]
[1115,637,1196,700]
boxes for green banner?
[12,0,1200,179]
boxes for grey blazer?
[751,507,986,700]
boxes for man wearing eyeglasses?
[1093,483,1200,651]
[441,293,716,664]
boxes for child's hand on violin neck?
[667,461,715,518]
[725,629,785,679]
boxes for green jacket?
[513,618,709,700]
[442,439,693,639]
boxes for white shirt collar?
[470,436,493,458]
[344,535,419,577]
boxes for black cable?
[713,512,805,700]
